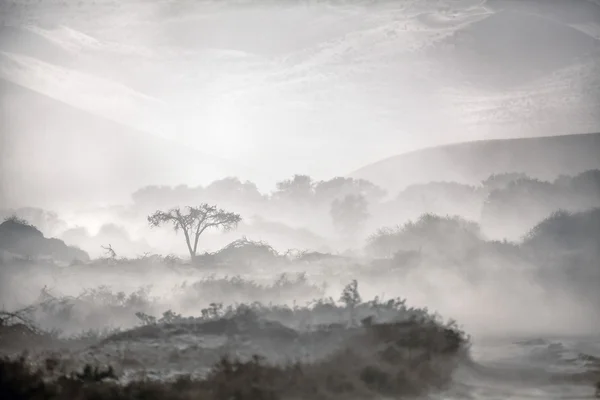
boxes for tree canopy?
[148,204,242,260]
[330,194,370,241]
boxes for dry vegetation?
[0,280,470,400]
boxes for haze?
[1,1,600,399]
[2,0,599,208]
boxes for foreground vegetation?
[0,337,459,400]
[0,280,470,400]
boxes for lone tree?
[147,204,241,260]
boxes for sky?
[1,0,600,207]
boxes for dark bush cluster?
[0,314,468,400]
[0,279,473,400]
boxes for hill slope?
[430,9,600,88]
[349,133,600,195]
[0,25,74,67]
[0,218,89,262]
[0,78,237,209]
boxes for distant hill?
[349,133,600,195]
[487,0,600,29]
[0,78,237,209]
[431,9,600,88]
[0,25,74,67]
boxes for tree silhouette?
[205,177,264,204]
[314,177,386,205]
[100,244,117,259]
[147,204,241,260]
[273,175,314,204]
[330,194,370,241]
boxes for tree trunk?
[182,229,195,261]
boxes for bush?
[176,273,325,309]
[366,214,483,261]
[195,237,284,268]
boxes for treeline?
[481,170,600,238]
[130,170,600,240]
[365,208,600,303]
[130,175,386,243]
[131,175,386,217]
[129,170,599,211]
[2,170,598,258]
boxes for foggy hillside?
[350,132,600,194]
[429,9,600,88]
[0,78,239,209]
